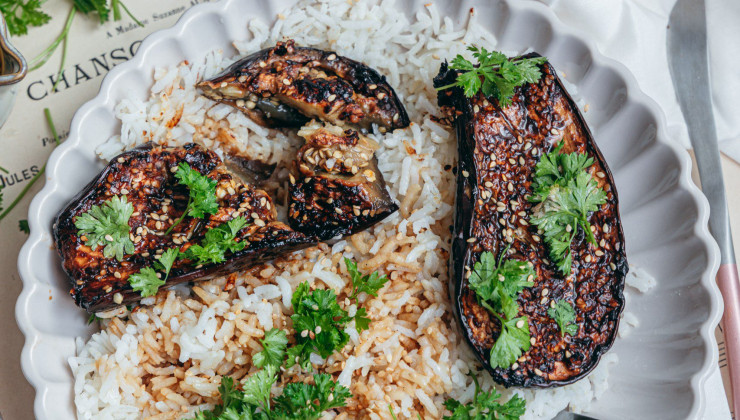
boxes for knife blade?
[667,0,740,414]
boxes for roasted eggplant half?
[435,54,627,387]
[197,40,410,131]
[53,143,315,312]
[287,121,398,240]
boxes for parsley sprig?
[182,217,248,265]
[286,282,367,370]
[443,373,526,420]
[0,0,50,36]
[468,250,535,369]
[548,299,578,337]
[345,257,389,299]
[166,162,219,234]
[529,144,607,274]
[127,248,178,297]
[75,195,134,261]
[194,367,351,420]
[253,328,288,368]
[436,46,547,106]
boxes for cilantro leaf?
[0,0,52,36]
[128,247,178,298]
[344,258,389,299]
[166,162,219,234]
[529,145,607,274]
[193,376,260,420]
[75,195,134,261]
[468,249,535,368]
[272,374,351,420]
[242,364,278,410]
[155,247,179,274]
[286,282,352,370]
[548,299,578,337]
[489,316,531,369]
[72,0,110,23]
[253,328,288,368]
[182,217,248,265]
[127,267,165,298]
[19,219,29,234]
[443,373,526,420]
[436,45,548,106]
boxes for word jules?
[26,40,142,101]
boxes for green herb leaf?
[241,364,278,410]
[547,299,578,337]
[272,374,351,420]
[529,144,607,274]
[345,258,389,299]
[253,328,288,368]
[155,248,179,274]
[437,46,547,106]
[127,267,165,298]
[182,217,249,265]
[87,313,100,325]
[285,282,352,370]
[489,316,531,369]
[75,195,134,261]
[0,0,52,36]
[72,0,110,23]
[443,373,526,420]
[19,219,29,234]
[468,250,535,368]
[174,162,219,218]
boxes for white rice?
[73,0,656,418]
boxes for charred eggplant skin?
[53,143,315,312]
[434,54,628,388]
[198,40,410,131]
[288,123,398,240]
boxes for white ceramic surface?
[15,0,723,419]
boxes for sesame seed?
[565,350,572,358]
[327,54,337,61]
[600,239,606,247]
[462,170,469,178]
[104,234,114,242]
[113,293,123,304]
[499,218,506,226]
[512,363,519,370]
[534,368,543,376]
[603,224,610,233]
[335,208,343,214]
[485,181,493,188]
[516,320,525,328]
[597,171,606,178]
[238,75,247,83]
[595,250,604,257]
[473,105,480,113]
[282,78,291,85]
[301,330,309,337]
[540,296,548,305]
[236,99,245,107]
[565,224,572,233]
[530,337,536,345]
[524,142,532,150]
[519,157,525,165]
[467,237,476,243]
[507,183,514,192]
[542,288,549,296]
[117,157,125,163]
[155,221,162,230]
[551,128,559,135]
[246,101,256,109]
[259,61,266,68]
[585,255,593,263]
[610,262,617,270]
[327,94,337,101]
[377,92,386,99]
[114,271,122,279]
[369,84,377,90]
[550,300,556,308]
[509,158,516,165]
[254,219,266,227]
[315,326,322,334]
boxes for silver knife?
[667,0,740,415]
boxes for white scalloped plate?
[15,0,723,418]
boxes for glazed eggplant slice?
[434,54,627,387]
[198,40,410,131]
[53,143,315,312]
[288,121,398,240]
